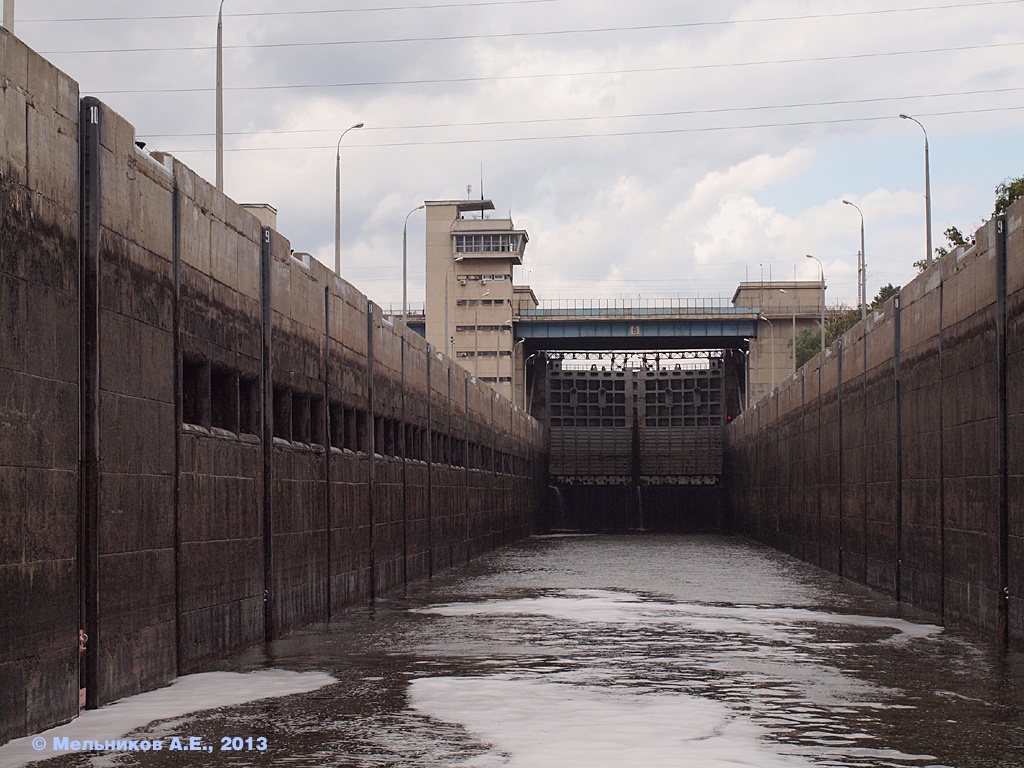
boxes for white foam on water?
[410,675,817,768]
[417,589,943,643]
[0,669,335,768]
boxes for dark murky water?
[13,535,1024,767]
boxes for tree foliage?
[794,328,820,369]
[916,174,1022,272]
[994,175,1024,215]
[916,226,976,271]
[871,283,900,310]
[791,286,900,368]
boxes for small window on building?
[273,386,291,440]
[182,357,209,427]
[356,410,369,453]
[239,377,260,435]
[292,392,311,444]
[310,395,325,445]
[330,403,345,449]
[210,367,238,433]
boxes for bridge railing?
[520,298,757,316]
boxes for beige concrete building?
[732,281,825,404]
[424,199,528,400]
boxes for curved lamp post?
[334,122,364,277]
[900,114,932,268]
[806,254,826,353]
[842,200,866,320]
[402,204,424,324]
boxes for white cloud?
[15,0,1024,308]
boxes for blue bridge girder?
[514,308,760,351]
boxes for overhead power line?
[151,104,1024,153]
[18,0,575,23]
[19,0,1016,23]
[133,86,1024,140]
[89,43,1024,96]
[39,1,1024,54]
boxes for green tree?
[994,175,1024,214]
[794,328,820,369]
[915,225,976,271]
[792,306,857,368]
[871,283,900,310]
[792,286,900,367]
[914,174,1021,272]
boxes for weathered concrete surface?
[0,28,547,745]
[0,29,80,745]
[725,203,1024,647]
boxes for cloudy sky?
[13,0,1024,310]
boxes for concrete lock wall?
[0,30,82,745]
[0,29,547,744]
[725,202,1024,647]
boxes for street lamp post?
[512,338,525,406]
[402,204,424,324]
[523,351,540,411]
[842,200,866,320]
[3,0,14,31]
[738,347,750,412]
[759,316,775,392]
[778,289,797,373]
[216,0,225,191]
[900,114,932,267]
[334,122,364,277]
[806,254,826,353]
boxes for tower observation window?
[455,234,521,253]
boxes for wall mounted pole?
[78,97,102,710]
[994,214,1009,646]
[216,1,224,191]
[260,227,275,641]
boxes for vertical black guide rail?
[995,214,1010,646]
[260,227,275,642]
[78,97,101,710]
[323,287,332,618]
[172,178,183,671]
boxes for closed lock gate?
[546,360,724,486]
